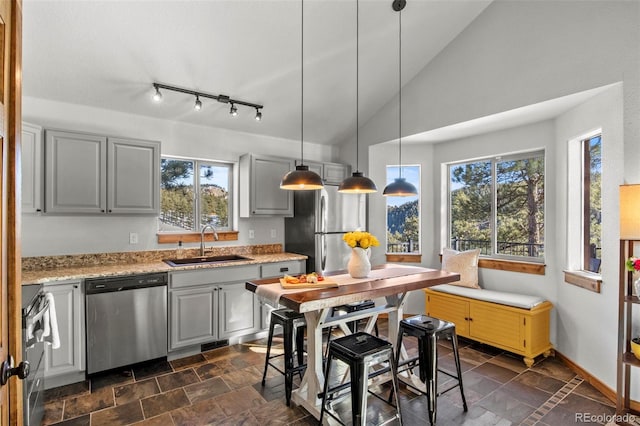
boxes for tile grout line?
[519,375,584,426]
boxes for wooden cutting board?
[279,278,339,289]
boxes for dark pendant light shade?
[281,0,323,191]
[382,176,417,196]
[383,0,416,197]
[280,164,324,190]
[338,171,377,193]
[338,0,377,194]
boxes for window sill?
[478,258,546,275]
[157,231,239,244]
[563,270,602,293]
[386,253,422,263]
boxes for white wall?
[22,96,336,256]
[554,84,624,391]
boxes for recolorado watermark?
[575,412,637,423]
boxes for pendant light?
[338,0,377,194]
[281,0,324,191]
[383,0,417,197]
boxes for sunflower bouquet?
[343,231,380,250]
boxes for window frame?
[384,164,421,255]
[580,134,602,273]
[159,155,234,233]
[446,149,546,263]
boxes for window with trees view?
[449,151,545,260]
[583,135,601,273]
[386,165,420,253]
[159,157,232,232]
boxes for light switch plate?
[270,229,277,238]
[249,230,255,239]
[129,232,139,244]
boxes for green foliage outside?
[386,200,420,253]
[450,155,545,258]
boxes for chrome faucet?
[200,224,219,256]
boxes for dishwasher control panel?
[85,272,168,294]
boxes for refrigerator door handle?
[321,234,327,271]
[319,192,327,234]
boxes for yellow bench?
[424,284,553,367]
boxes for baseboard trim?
[555,350,640,411]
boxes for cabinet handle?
[36,209,41,212]
[280,267,289,273]
[108,210,112,213]
[101,209,105,213]
[73,285,78,289]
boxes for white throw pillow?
[441,248,481,289]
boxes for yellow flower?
[343,231,379,249]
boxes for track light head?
[255,108,262,121]
[230,103,238,117]
[152,85,163,102]
[194,96,202,111]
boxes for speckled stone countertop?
[22,244,307,285]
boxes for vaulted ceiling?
[22,0,492,146]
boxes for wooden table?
[245,264,460,419]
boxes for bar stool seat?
[320,331,402,426]
[396,314,467,425]
[261,308,306,406]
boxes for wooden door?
[0,0,23,424]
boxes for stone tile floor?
[43,320,617,425]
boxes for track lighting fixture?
[280,0,324,191]
[338,0,377,194]
[152,85,163,102]
[151,82,263,120]
[383,0,418,197]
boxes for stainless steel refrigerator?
[285,185,367,273]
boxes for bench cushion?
[429,284,546,310]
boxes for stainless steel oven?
[22,284,46,426]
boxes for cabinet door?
[45,130,107,213]
[323,163,351,185]
[425,292,470,337]
[21,123,43,213]
[43,281,84,386]
[469,302,524,352]
[218,282,259,339]
[107,138,160,214]
[250,155,294,216]
[297,160,323,180]
[169,286,217,350]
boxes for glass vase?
[634,277,640,300]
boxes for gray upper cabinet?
[107,138,160,214]
[44,129,160,214]
[240,153,294,217]
[45,130,107,214]
[22,122,44,213]
[296,160,351,185]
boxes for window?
[583,135,602,272]
[159,157,232,232]
[448,151,545,260]
[386,165,420,253]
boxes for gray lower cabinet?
[168,265,261,351]
[43,280,85,389]
[169,286,218,350]
[44,129,160,214]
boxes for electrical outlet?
[270,229,277,238]
[129,232,139,244]
[248,229,255,239]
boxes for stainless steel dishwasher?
[85,272,168,375]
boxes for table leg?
[291,310,324,417]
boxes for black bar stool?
[261,308,307,406]
[324,300,380,359]
[320,331,402,426]
[396,314,467,425]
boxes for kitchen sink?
[163,254,252,267]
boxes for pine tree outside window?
[385,165,421,254]
[448,151,545,261]
[159,157,233,232]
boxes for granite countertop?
[22,244,307,285]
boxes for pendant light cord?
[300,0,305,164]
[398,7,403,179]
[355,0,360,173]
